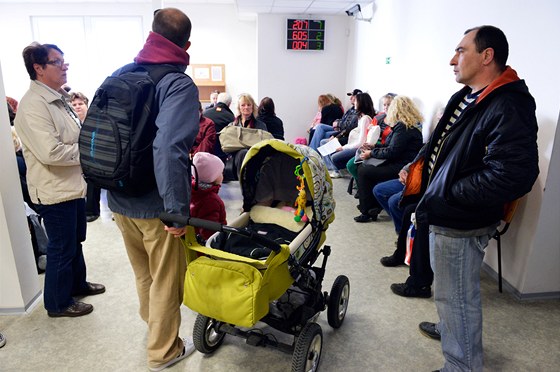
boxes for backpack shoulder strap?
[115,63,183,85]
[140,64,184,85]
[146,64,184,84]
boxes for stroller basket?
[160,214,296,328]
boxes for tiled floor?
[1,178,559,371]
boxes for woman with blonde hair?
[231,93,267,129]
[225,93,269,178]
[354,95,424,222]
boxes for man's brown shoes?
[74,282,106,296]
[48,301,93,318]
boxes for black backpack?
[79,63,181,196]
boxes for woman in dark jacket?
[320,99,344,127]
[226,93,269,178]
[309,94,344,150]
[355,96,424,222]
[257,96,284,140]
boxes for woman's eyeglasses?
[46,59,69,68]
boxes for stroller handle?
[160,213,222,232]
[159,213,282,253]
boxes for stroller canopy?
[240,140,335,228]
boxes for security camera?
[345,4,361,17]
[345,3,371,22]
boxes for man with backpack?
[104,8,199,371]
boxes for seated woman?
[347,93,396,183]
[257,96,284,140]
[224,93,269,177]
[354,95,424,222]
[308,94,343,150]
[322,92,376,178]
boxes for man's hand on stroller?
[164,225,186,237]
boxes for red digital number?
[293,20,308,30]
[292,30,308,40]
[292,41,308,50]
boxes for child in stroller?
[161,140,349,372]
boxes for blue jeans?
[373,179,404,233]
[309,124,337,151]
[429,224,497,372]
[36,198,88,312]
[322,144,357,171]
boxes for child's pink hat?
[192,152,224,183]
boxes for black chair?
[347,177,355,195]
[492,199,520,293]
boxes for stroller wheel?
[193,314,226,354]
[327,275,350,329]
[292,322,322,372]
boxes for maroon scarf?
[134,31,190,66]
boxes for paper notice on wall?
[211,66,223,81]
[194,67,210,80]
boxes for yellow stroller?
[161,140,349,372]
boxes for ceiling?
[0,0,374,16]
[234,0,373,16]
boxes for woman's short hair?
[217,92,232,106]
[70,92,89,106]
[22,42,63,80]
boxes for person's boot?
[418,322,441,340]
[380,255,405,267]
[390,283,432,298]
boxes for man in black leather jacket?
[415,26,539,372]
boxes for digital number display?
[287,19,325,50]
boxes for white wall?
[186,3,258,104]
[350,0,560,296]
[0,2,257,107]
[0,2,152,100]
[528,114,560,294]
[256,14,350,143]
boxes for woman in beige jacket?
[15,42,105,318]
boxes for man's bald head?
[152,8,192,48]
